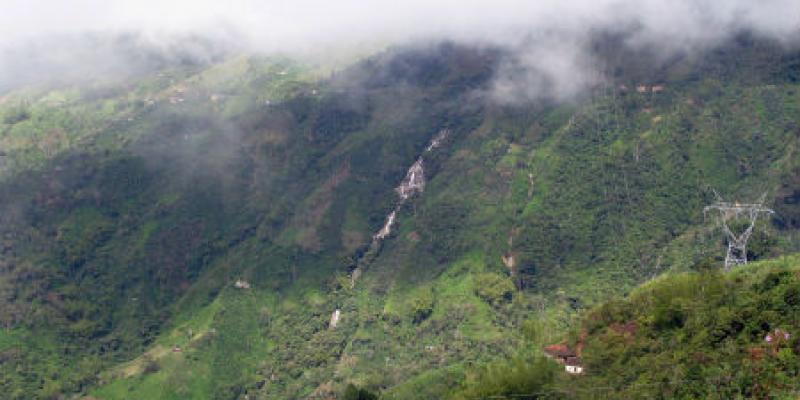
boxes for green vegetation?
[451,356,560,400]
[344,384,379,400]
[570,255,800,399]
[0,36,798,399]
[2,102,31,125]
[448,255,800,399]
[473,273,515,306]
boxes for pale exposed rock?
[528,173,535,198]
[374,210,397,240]
[396,159,425,200]
[425,129,449,152]
[353,130,449,287]
[501,253,515,270]
[329,309,341,329]
[350,268,362,288]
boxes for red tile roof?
[543,344,575,358]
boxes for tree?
[2,103,30,125]
[343,384,378,400]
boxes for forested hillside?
[453,255,800,399]
[570,255,800,399]
[0,34,799,399]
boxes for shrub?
[411,289,434,324]
[473,273,515,306]
[2,105,30,125]
[451,356,558,399]
[142,356,160,374]
[343,384,378,400]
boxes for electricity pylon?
[704,192,774,270]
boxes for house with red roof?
[543,344,584,374]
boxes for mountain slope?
[0,36,799,399]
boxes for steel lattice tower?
[704,192,774,270]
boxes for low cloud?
[0,0,798,99]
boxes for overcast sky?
[2,0,798,51]
[1,1,798,98]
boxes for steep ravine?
[346,129,449,289]
[326,129,450,379]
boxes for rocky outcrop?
[329,309,341,329]
[370,129,449,243]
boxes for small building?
[234,279,251,289]
[565,357,584,374]
[543,344,584,375]
[651,85,665,93]
[636,85,648,93]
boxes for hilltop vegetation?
[572,255,800,399]
[463,255,800,399]
[0,34,798,399]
